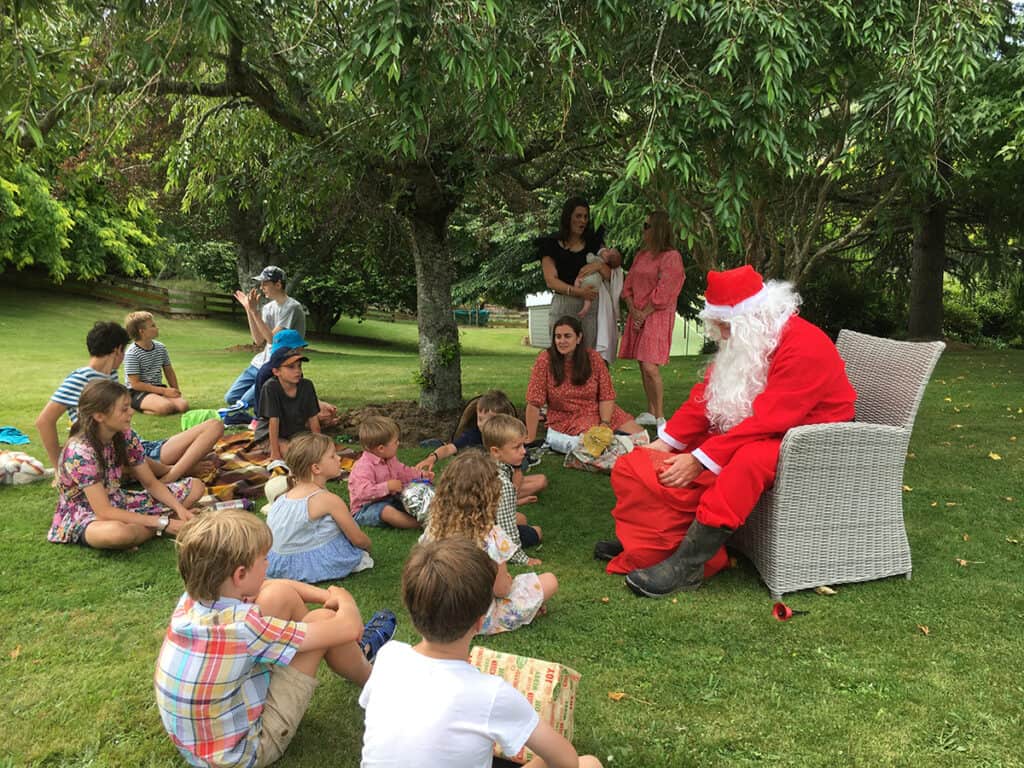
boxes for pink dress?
[526,348,632,435]
[618,249,685,365]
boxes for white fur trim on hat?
[699,284,771,321]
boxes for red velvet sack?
[606,447,729,578]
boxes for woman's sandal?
[360,609,398,663]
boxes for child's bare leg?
[515,511,528,526]
[577,299,593,318]
[83,521,154,550]
[293,607,372,685]
[140,393,189,415]
[255,579,311,621]
[380,505,420,529]
[159,419,225,482]
[538,572,558,601]
[524,757,603,768]
[517,472,547,500]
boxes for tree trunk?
[908,193,946,340]
[407,212,463,412]
[226,196,284,287]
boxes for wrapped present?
[468,646,580,764]
[0,450,52,485]
[563,429,650,474]
[401,479,435,523]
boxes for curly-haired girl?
[424,450,557,634]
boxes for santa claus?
[595,265,857,597]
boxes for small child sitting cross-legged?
[359,537,603,768]
[482,414,544,565]
[267,433,374,583]
[423,451,557,635]
[347,415,432,529]
[155,509,397,768]
[123,310,189,415]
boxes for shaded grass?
[1,285,1022,767]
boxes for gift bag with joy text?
[468,646,580,764]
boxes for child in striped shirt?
[124,311,188,415]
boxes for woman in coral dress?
[618,211,686,429]
[525,315,643,454]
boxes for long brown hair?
[426,450,500,544]
[645,210,675,253]
[548,315,591,386]
[70,379,130,476]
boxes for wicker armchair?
[729,330,946,599]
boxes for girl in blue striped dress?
[267,433,374,582]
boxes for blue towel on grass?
[0,427,30,445]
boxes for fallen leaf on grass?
[1011,436,1018,442]
[962,533,970,542]
[944,397,953,402]
[951,424,964,429]
[1004,497,1016,502]
[945,502,958,507]
[608,692,627,702]
[955,558,984,567]
[988,452,1002,461]
[907,451,916,459]
[671,598,678,604]
[9,645,20,660]
[917,624,930,636]
[953,406,961,413]
[814,586,837,596]
[600,597,610,604]
[1006,537,1020,545]
[930,501,938,507]
[902,485,913,492]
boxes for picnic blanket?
[201,432,359,502]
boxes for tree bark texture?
[226,197,285,287]
[908,194,947,340]
[407,212,463,412]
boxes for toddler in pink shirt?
[348,415,432,529]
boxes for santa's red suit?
[606,315,856,575]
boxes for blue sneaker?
[218,400,249,418]
[360,610,397,663]
[222,411,253,427]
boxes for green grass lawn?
[1,285,1021,767]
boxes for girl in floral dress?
[48,379,203,550]
[423,451,558,634]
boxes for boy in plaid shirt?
[154,509,396,768]
[482,415,544,565]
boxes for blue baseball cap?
[270,329,308,355]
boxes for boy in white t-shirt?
[359,538,603,768]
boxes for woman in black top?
[536,197,621,348]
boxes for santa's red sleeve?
[693,317,855,472]
[659,370,713,450]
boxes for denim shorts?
[353,496,405,527]
[140,439,166,461]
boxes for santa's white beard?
[702,284,799,432]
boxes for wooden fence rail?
[8,270,528,327]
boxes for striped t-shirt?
[123,340,171,388]
[50,367,118,423]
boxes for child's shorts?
[518,524,541,548]
[140,439,166,461]
[353,496,406,527]
[129,389,150,412]
[255,663,318,767]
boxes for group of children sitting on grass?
[35,312,598,766]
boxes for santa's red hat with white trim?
[699,265,769,321]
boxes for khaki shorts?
[255,663,319,767]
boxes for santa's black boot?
[624,521,732,597]
[593,538,624,562]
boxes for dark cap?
[253,265,285,283]
[269,346,309,369]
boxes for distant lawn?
[0,284,1021,767]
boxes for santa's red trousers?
[606,440,780,575]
